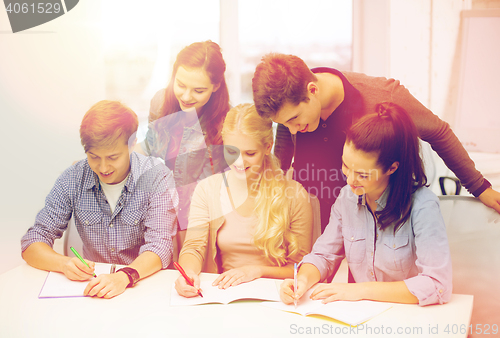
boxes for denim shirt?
[302,185,453,306]
[142,89,224,230]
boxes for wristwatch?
[117,267,140,287]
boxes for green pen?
[70,246,97,278]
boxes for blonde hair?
[221,103,299,266]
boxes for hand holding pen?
[279,265,307,306]
[294,263,298,308]
[174,262,203,298]
[61,246,96,281]
[70,246,97,278]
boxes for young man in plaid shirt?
[21,100,178,298]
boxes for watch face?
[130,268,140,283]
[119,267,140,287]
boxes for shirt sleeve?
[286,182,313,264]
[403,190,453,306]
[301,194,346,281]
[142,89,168,158]
[21,168,74,252]
[274,123,294,171]
[387,78,488,197]
[137,165,178,269]
[178,178,212,268]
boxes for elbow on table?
[417,283,453,306]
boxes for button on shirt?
[21,153,178,268]
[302,185,452,306]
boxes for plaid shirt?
[21,153,178,269]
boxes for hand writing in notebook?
[280,278,309,305]
[174,268,202,298]
[62,257,96,281]
[212,265,262,289]
[83,272,130,299]
[310,283,366,303]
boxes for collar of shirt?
[311,67,363,123]
[357,186,391,211]
[81,153,144,194]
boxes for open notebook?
[38,263,121,298]
[262,288,392,326]
[170,278,281,306]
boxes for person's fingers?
[96,284,112,298]
[219,274,235,289]
[85,260,95,269]
[310,284,328,298]
[86,279,105,297]
[212,272,227,286]
[84,278,99,296]
[175,276,200,297]
[280,281,295,304]
[322,294,339,304]
[294,281,309,299]
[228,274,245,287]
[212,273,224,285]
[73,258,94,275]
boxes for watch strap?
[117,267,140,287]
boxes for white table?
[0,264,473,338]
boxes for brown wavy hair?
[150,40,230,146]
[346,102,428,230]
[252,53,317,119]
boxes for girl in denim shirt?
[280,102,452,306]
[137,41,231,248]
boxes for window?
[100,0,353,140]
[236,0,353,102]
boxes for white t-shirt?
[100,175,128,213]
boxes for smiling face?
[341,142,398,202]
[86,136,132,185]
[173,66,220,112]
[273,84,322,135]
[223,132,271,183]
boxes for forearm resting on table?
[126,251,163,280]
[259,264,297,280]
[357,281,418,304]
[22,242,71,272]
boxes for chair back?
[438,196,500,327]
[63,216,84,257]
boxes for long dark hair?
[346,102,427,230]
[150,40,230,146]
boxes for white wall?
[0,0,105,274]
[1,0,495,275]
[354,0,471,115]
[353,0,474,194]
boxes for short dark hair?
[252,53,317,119]
[80,100,138,152]
[346,102,427,230]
